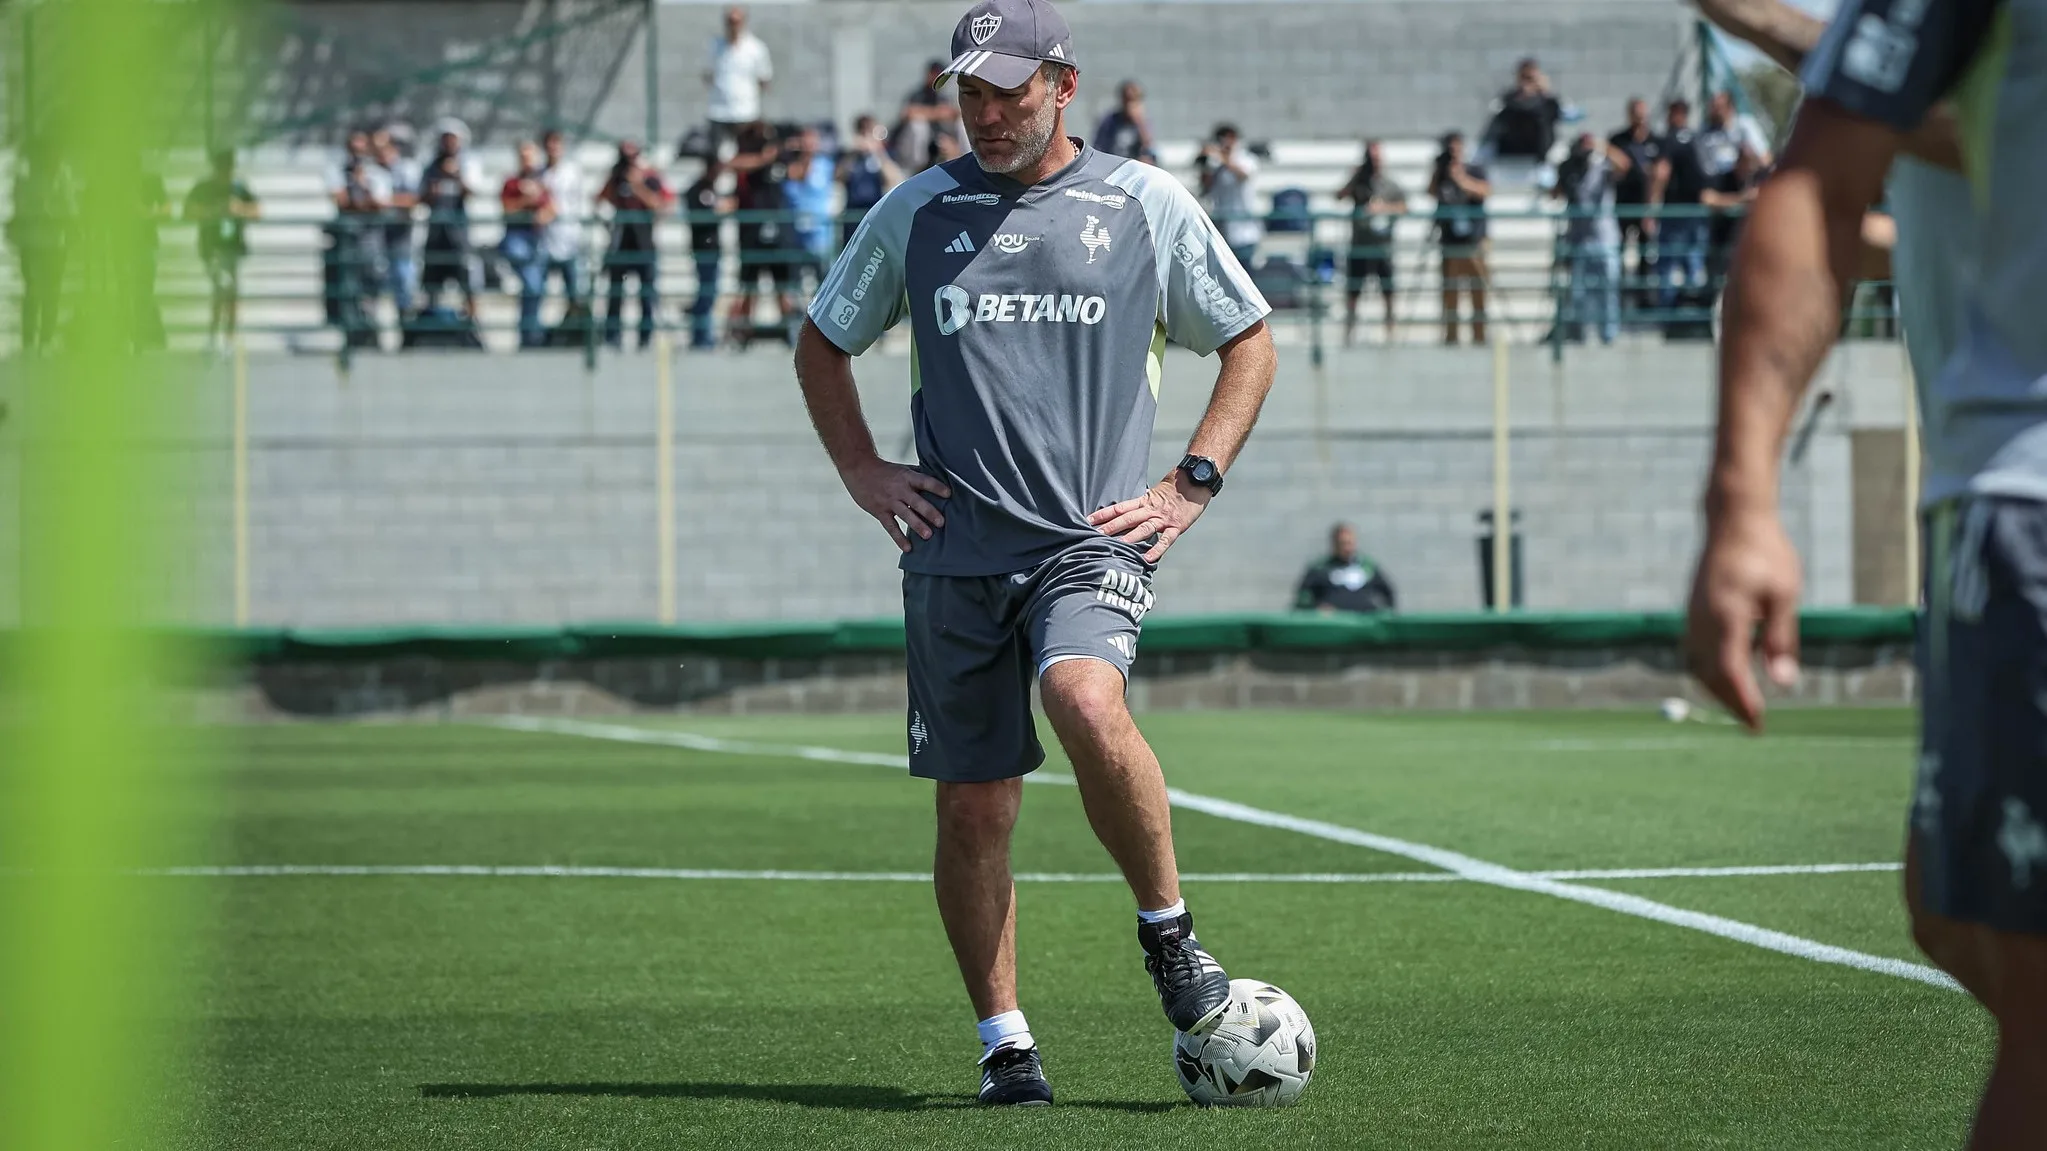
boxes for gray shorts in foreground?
[903,536,1153,784]
[1916,496,2047,935]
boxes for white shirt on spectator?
[1698,114,1771,176]
[1206,152,1263,249]
[325,156,392,205]
[542,158,586,262]
[707,32,773,124]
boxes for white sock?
[1137,898,1187,925]
[977,1010,1033,1061]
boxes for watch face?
[1193,460,1217,484]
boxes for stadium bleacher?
[0,137,1580,354]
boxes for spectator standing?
[598,139,671,349]
[1428,130,1492,345]
[837,113,901,247]
[327,140,390,345]
[1295,524,1398,614]
[783,125,838,294]
[1486,58,1564,163]
[182,148,259,350]
[373,127,421,318]
[417,127,483,321]
[1092,81,1157,164]
[6,145,73,353]
[893,60,967,173]
[1550,131,1633,346]
[325,130,381,211]
[705,6,773,153]
[1198,123,1262,270]
[1697,90,1773,178]
[1336,139,1406,345]
[681,157,728,350]
[1702,144,1765,283]
[1647,100,1711,336]
[1607,97,1664,313]
[729,120,799,344]
[130,154,172,351]
[498,141,556,349]
[540,130,588,330]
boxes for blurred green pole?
[1,1,216,1148]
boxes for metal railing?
[0,204,1903,364]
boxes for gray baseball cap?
[935,0,1077,91]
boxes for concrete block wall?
[0,340,1904,628]
[209,0,1689,149]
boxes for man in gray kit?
[1687,0,2047,1139]
[793,0,1277,1107]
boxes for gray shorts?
[1915,497,2047,934]
[903,537,1154,783]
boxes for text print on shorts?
[1097,568,1154,622]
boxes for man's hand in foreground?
[841,458,950,553]
[1088,473,1212,564]
[1685,503,1803,730]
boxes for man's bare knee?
[935,779,1022,848]
[1040,659,1132,743]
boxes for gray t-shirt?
[1805,0,2042,506]
[809,143,1272,576]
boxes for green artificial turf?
[157,709,1989,1149]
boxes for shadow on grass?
[419,1081,1177,1113]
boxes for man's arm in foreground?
[1088,320,1278,563]
[793,320,951,553]
[1685,100,1902,729]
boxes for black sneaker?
[1139,911,1232,1032]
[978,1042,1052,1106]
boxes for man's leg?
[1911,497,2047,1147]
[1039,658,1178,909]
[934,778,1023,1021]
[1028,548,1230,1034]
[1440,257,1463,344]
[1342,286,1361,345]
[1469,249,1490,344]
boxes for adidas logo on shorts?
[944,231,976,255]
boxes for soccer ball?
[1172,979,1316,1107]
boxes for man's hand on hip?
[841,458,950,553]
[1088,473,1211,564]
[1684,504,1802,731]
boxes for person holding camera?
[1198,123,1262,270]
[417,127,482,322]
[327,133,391,344]
[1337,139,1406,345]
[1550,131,1634,346]
[728,120,799,345]
[837,114,902,249]
[1428,130,1492,345]
[598,139,672,350]
[499,141,557,349]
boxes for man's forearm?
[1696,0,1824,74]
[1184,323,1277,472]
[1709,171,1859,517]
[794,321,882,476]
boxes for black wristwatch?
[1177,454,1224,496]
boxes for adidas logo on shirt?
[944,231,976,254]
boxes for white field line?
[145,863,1901,884]
[482,716,1957,992]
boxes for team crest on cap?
[971,13,1002,44]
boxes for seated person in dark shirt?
[1486,58,1564,162]
[1295,523,1398,614]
